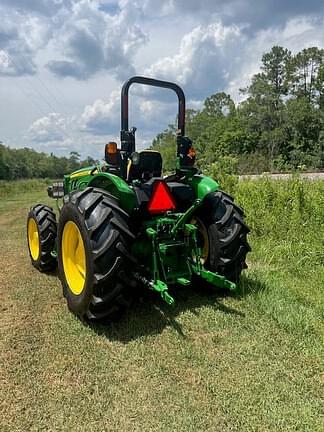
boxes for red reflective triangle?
[147,181,176,214]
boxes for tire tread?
[59,187,135,321]
[27,204,57,272]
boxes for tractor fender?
[187,174,220,200]
[88,172,136,214]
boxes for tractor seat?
[127,151,162,182]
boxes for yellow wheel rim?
[191,217,209,265]
[62,221,86,296]
[28,218,40,261]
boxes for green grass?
[0,178,323,431]
[0,178,53,199]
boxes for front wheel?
[194,191,251,282]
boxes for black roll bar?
[120,76,186,138]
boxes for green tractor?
[27,76,251,321]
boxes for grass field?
[0,178,323,431]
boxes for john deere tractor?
[27,76,250,321]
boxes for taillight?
[147,181,176,214]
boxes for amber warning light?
[106,142,117,154]
[105,142,118,165]
[147,181,176,214]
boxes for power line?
[18,51,71,117]
[5,52,72,142]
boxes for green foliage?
[150,127,176,173]
[236,177,324,242]
[203,92,235,117]
[0,179,52,198]
[152,45,323,174]
[260,46,292,99]
[205,155,239,195]
[0,144,99,180]
[290,47,324,104]
[238,152,271,174]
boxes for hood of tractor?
[68,165,97,179]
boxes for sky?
[0,0,323,159]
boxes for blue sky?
[0,0,323,158]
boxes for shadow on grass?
[92,275,266,343]
[44,268,58,277]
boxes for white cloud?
[80,90,120,134]
[145,16,324,103]
[28,113,69,143]
[146,22,243,98]
[79,89,180,139]
[0,50,10,71]
[138,99,177,127]
[0,6,51,76]
[47,0,148,80]
[126,0,323,31]
[27,111,109,157]
[0,0,70,16]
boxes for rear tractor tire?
[27,204,57,272]
[57,187,135,322]
[194,191,251,283]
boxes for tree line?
[152,46,323,174]
[0,146,97,180]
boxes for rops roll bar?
[119,76,186,179]
[120,76,185,139]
